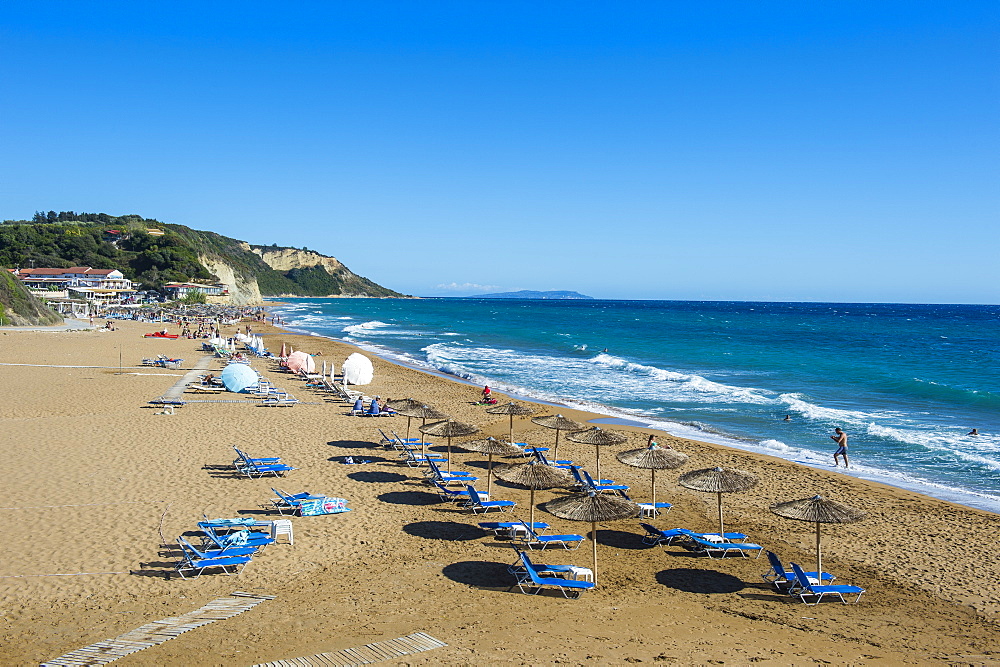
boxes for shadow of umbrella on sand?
[771,495,866,578]
[485,402,534,443]
[390,402,448,454]
[458,437,522,497]
[420,419,479,474]
[530,414,585,459]
[544,490,639,585]
[494,460,573,529]
[566,427,629,483]
[678,466,759,537]
[616,440,690,514]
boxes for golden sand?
[0,318,998,665]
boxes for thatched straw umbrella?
[495,460,573,529]
[677,466,758,537]
[486,402,534,443]
[419,419,479,473]
[616,439,689,512]
[566,427,628,483]
[391,402,448,453]
[385,399,437,443]
[530,414,586,458]
[544,490,639,585]
[771,495,866,578]
[458,437,522,496]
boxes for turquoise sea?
[269,298,1000,513]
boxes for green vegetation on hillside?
[0,215,215,289]
[0,212,404,298]
[0,269,63,326]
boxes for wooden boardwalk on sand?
[253,632,448,666]
[41,591,275,666]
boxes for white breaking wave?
[590,353,776,405]
[341,320,393,336]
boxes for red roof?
[18,267,120,277]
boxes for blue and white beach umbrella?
[221,363,259,392]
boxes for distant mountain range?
[470,290,594,300]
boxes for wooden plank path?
[41,591,275,666]
[253,632,448,666]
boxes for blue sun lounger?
[432,481,472,502]
[271,488,324,515]
[479,521,550,537]
[532,448,573,469]
[640,524,751,546]
[640,524,691,545]
[174,538,254,579]
[515,520,584,550]
[512,552,595,598]
[425,459,478,486]
[789,562,865,605]
[234,449,295,478]
[233,446,281,466]
[463,486,516,514]
[618,490,671,517]
[199,524,275,552]
[762,551,835,591]
[688,534,764,559]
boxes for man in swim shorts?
[831,427,849,468]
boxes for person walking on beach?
[831,427,849,468]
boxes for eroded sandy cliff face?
[250,246,345,273]
[198,255,263,305]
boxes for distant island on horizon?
[447,290,595,300]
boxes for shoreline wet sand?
[1,318,998,665]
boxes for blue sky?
[1,2,997,302]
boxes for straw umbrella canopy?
[677,466,759,537]
[494,460,573,528]
[544,490,639,585]
[530,414,586,458]
[485,402,535,443]
[616,441,690,510]
[419,419,479,473]
[566,427,628,483]
[458,437,522,497]
[770,495,866,577]
[389,402,448,451]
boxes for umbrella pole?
[420,417,427,457]
[405,416,412,443]
[816,522,822,577]
[651,469,657,509]
[509,415,514,444]
[595,446,601,482]
[447,436,453,474]
[591,520,599,585]
[529,488,536,528]
[717,492,725,537]
[486,453,494,497]
[553,429,560,458]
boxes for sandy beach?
[1,317,998,666]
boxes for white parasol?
[343,353,374,385]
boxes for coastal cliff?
[0,269,63,326]
[250,245,404,298]
[0,213,405,304]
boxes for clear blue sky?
[2,2,997,303]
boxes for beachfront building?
[162,282,229,299]
[15,267,134,291]
[14,267,137,304]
